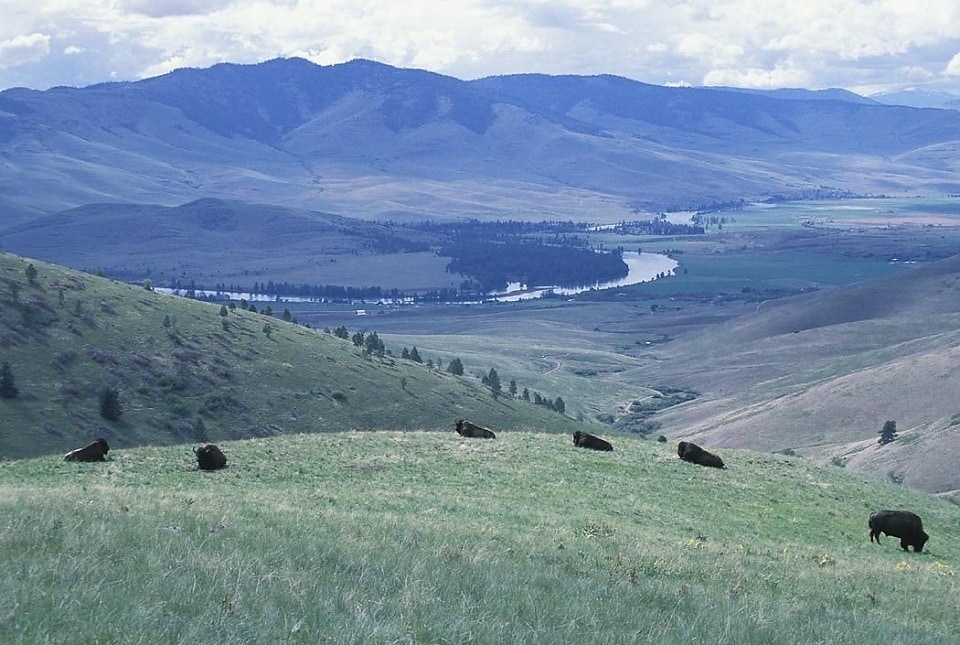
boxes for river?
[157,251,677,305]
[487,251,678,302]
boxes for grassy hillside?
[0,432,957,643]
[0,253,595,460]
[615,255,960,494]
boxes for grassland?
[0,253,595,460]
[1,431,957,643]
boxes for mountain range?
[3,57,960,225]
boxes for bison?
[455,419,496,439]
[869,510,928,553]
[677,441,725,469]
[63,438,109,462]
[573,431,613,452]
[196,444,228,471]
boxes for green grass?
[0,253,595,460]
[1,432,957,643]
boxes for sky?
[3,0,960,97]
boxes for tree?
[352,332,365,348]
[409,346,423,363]
[263,323,273,338]
[522,387,530,401]
[483,368,502,398]
[879,420,898,445]
[365,331,384,356]
[99,387,123,421]
[554,397,566,415]
[219,305,229,317]
[282,308,293,322]
[509,379,518,397]
[333,325,349,340]
[446,358,464,376]
[0,362,18,399]
[25,263,37,284]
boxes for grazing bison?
[63,438,109,462]
[573,431,613,452]
[677,441,725,469]
[196,444,228,471]
[869,510,928,553]
[455,419,496,439]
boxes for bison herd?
[62,438,227,471]
[60,421,933,553]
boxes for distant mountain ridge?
[3,57,960,224]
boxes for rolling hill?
[4,57,960,225]
[0,198,451,289]
[618,255,960,495]
[0,252,596,461]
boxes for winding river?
[488,251,678,302]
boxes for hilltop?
[3,57,960,224]
[0,431,957,642]
[0,252,596,460]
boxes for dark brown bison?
[63,438,109,462]
[869,510,928,552]
[573,431,613,451]
[196,444,228,471]
[677,441,725,468]
[455,419,496,439]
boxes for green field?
[1,432,957,643]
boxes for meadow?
[1,431,957,644]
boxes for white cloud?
[0,33,51,69]
[945,53,960,76]
[3,1,960,93]
[703,64,812,90]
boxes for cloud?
[0,33,51,69]
[946,53,960,76]
[122,0,234,19]
[3,1,960,94]
[703,65,812,90]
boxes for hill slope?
[621,255,960,494]
[0,252,594,460]
[3,57,960,223]
[0,431,957,643]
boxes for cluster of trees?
[409,218,590,245]
[442,241,628,292]
[608,218,705,236]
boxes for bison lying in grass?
[63,438,109,462]
[196,444,228,471]
[573,431,613,451]
[455,419,496,439]
[869,510,928,553]
[677,441,725,469]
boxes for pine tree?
[485,368,502,398]
[99,387,123,421]
[878,420,898,445]
[446,358,464,376]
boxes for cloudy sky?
[3,0,960,97]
